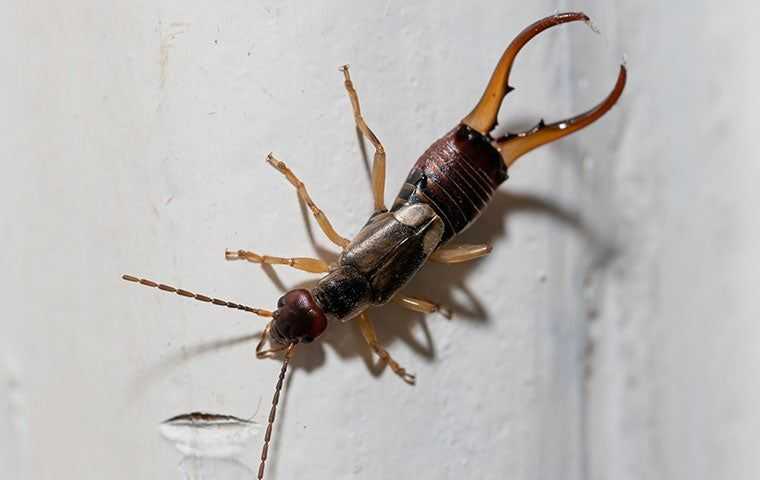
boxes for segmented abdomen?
[391,124,508,242]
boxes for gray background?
[2,1,759,479]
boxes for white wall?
[2,2,758,479]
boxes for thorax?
[311,203,444,322]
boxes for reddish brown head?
[269,289,327,344]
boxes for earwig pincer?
[122,13,626,479]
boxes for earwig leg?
[266,153,350,249]
[430,243,492,264]
[494,66,627,167]
[340,65,387,212]
[225,249,330,274]
[394,295,451,319]
[357,313,416,385]
[255,323,288,359]
[256,344,289,359]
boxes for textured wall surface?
[2,2,758,479]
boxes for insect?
[123,12,625,479]
[159,412,259,458]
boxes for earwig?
[122,13,626,479]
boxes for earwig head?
[269,289,327,344]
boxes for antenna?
[258,343,296,480]
[121,274,273,318]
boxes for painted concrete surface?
[1,2,758,479]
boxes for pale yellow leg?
[255,323,289,359]
[430,243,492,264]
[266,153,350,249]
[394,294,451,319]
[357,313,415,385]
[340,65,387,212]
[225,249,330,274]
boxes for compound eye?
[277,296,286,308]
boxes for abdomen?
[392,124,508,242]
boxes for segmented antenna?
[121,274,273,317]
[258,343,296,480]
